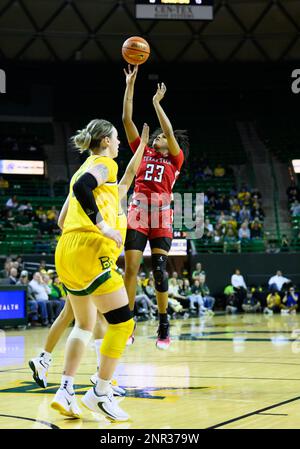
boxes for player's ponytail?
[72,119,114,154]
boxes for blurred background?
[0,0,300,323]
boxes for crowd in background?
[201,184,265,251]
[1,256,298,327]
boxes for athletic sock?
[159,313,168,324]
[94,339,103,369]
[60,375,74,394]
[95,378,111,396]
[40,350,52,363]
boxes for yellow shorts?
[55,231,124,296]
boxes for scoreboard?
[135,0,214,20]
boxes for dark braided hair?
[149,127,189,160]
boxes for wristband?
[98,220,111,234]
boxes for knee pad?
[101,317,134,359]
[152,253,168,293]
[67,325,92,347]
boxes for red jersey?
[130,136,184,206]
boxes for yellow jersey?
[63,154,119,235]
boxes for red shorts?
[127,204,173,240]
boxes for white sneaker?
[51,388,82,419]
[90,373,126,396]
[281,309,289,315]
[81,386,130,422]
[29,356,51,388]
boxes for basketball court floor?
[1,313,300,429]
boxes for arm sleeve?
[73,172,102,225]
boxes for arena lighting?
[0,159,44,175]
[292,159,300,173]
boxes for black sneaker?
[156,322,171,350]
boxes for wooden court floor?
[1,313,300,429]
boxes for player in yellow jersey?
[29,124,147,399]
[45,119,149,422]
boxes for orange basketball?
[122,36,150,65]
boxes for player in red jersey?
[122,65,189,349]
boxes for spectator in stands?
[204,218,214,236]
[190,279,208,315]
[46,274,66,321]
[6,210,16,229]
[280,234,290,252]
[198,274,215,313]
[251,203,265,221]
[28,272,51,326]
[216,196,230,213]
[145,278,156,301]
[287,184,300,203]
[35,206,46,220]
[16,270,39,326]
[0,176,9,195]
[135,276,157,320]
[5,195,18,210]
[223,228,241,253]
[214,163,225,178]
[268,270,291,292]
[238,222,250,241]
[231,268,247,306]
[9,267,18,285]
[242,290,261,313]
[264,290,282,314]
[282,286,298,314]
[231,268,247,289]
[192,262,205,281]
[291,200,300,217]
[15,210,33,228]
[39,260,47,272]
[203,165,213,178]
[168,271,179,286]
[0,259,12,279]
[239,206,251,223]
[38,214,53,235]
[250,219,263,239]
[47,206,59,224]
[225,293,239,314]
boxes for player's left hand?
[153,83,167,103]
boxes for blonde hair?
[72,119,114,154]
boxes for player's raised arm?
[122,64,140,145]
[152,82,181,157]
[118,123,149,199]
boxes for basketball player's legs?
[124,250,143,312]
[151,247,169,314]
[150,235,172,350]
[51,293,97,418]
[81,286,134,421]
[29,297,74,388]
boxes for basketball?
[122,36,150,65]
